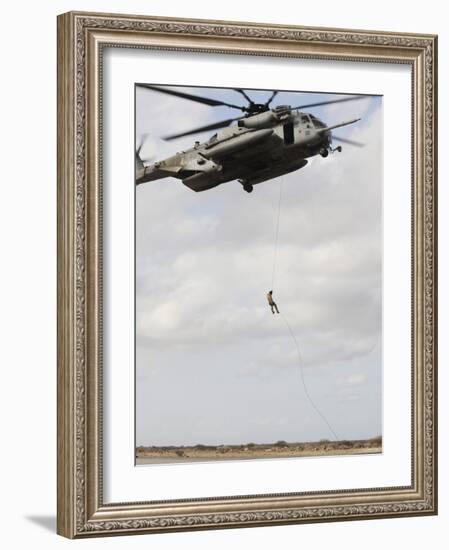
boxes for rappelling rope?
[280,312,340,441]
[271,177,283,291]
[270,176,339,441]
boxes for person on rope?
[266,290,280,314]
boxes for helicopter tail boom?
[136,162,180,185]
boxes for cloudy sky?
[135,84,383,447]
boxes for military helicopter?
[136,85,366,193]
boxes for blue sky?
[135,84,383,447]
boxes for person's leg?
[271,304,275,314]
[274,303,279,314]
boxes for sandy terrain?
[136,437,382,465]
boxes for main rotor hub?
[243,103,270,115]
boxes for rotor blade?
[137,84,245,110]
[319,118,361,132]
[332,135,365,148]
[234,88,254,105]
[136,132,149,156]
[265,90,278,106]
[292,95,368,110]
[162,117,243,141]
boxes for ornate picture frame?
[57,11,437,538]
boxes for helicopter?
[135,85,366,193]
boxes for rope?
[268,176,339,441]
[271,178,283,290]
[280,312,340,441]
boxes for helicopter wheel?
[243,184,253,193]
[320,148,329,158]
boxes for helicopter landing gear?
[330,145,342,153]
[239,179,254,193]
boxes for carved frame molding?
[57,11,437,538]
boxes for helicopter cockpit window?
[310,115,326,129]
[300,115,310,124]
[209,133,218,142]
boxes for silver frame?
[57,11,438,538]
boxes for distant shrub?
[275,440,289,448]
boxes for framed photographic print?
[57,11,438,538]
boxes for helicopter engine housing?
[203,128,274,159]
[238,106,292,129]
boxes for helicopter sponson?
[136,104,360,193]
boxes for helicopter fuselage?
[136,106,357,193]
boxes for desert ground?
[136,436,382,465]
